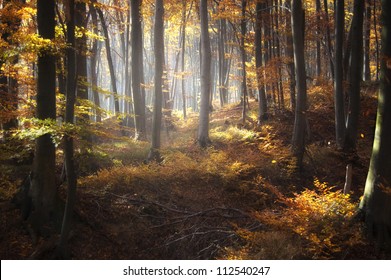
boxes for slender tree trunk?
[131,0,146,140]
[360,0,391,250]
[30,0,57,233]
[148,0,164,161]
[291,0,307,169]
[95,5,120,115]
[58,0,77,256]
[89,4,101,122]
[180,0,187,119]
[198,0,212,147]
[345,0,364,151]
[373,0,380,80]
[334,0,346,149]
[316,0,322,78]
[255,2,267,122]
[285,0,296,110]
[241,0,248,124]
[364,2,372,81]
[75,1,88,103]
[324,0,335,81]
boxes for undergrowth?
[225,179,364,259]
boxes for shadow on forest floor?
[1,83,390,259]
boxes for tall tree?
[364,1,372,81]
[323,0,335,80]
[315,0,322,77]
[89,4,101,122]
[198,0,212,147]
[334,0,346,149]
[131,0,147,140]
[360,0,391,250]
[240,0,248,124]
[345,0,364,151]
[148,0,164,161]
[75,1,88,104]
[285,0,296,110]
[58,0,77,256]
[291,0,307,168]
[30,0,57,233]
[94,4,120,115]
[255,1,267,122]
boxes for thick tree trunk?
[360,0,391,250]
[291,0,307,169]
[345,0,364,151]
[148,0,164,161]
[30,0,57,233]
[197,0,212,147]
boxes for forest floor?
[1,81,390,259]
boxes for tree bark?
[148,0,164,161]
[95,5,120,115]
[291,0,307,169]
[364,1,372,81]
[240,0,248,124]
[131,0,147,140]
[334,0,346,149]
[316,0,322,77]
[360,0,391,250]
[285,0,296,110]
[30,0,57,233]
[345,0,364,151]
[255,2,267,122]
[197,0,212,147]
[58,0,77,256]
[89,4,101,122]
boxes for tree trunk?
[180,0,188,119]
[316,0,322,78]
[89,4,101,122]
[285,0,296,110]
[197,0,212,147]
[291,0,307,169]
[364,2,372,81]
[324,0,335,81]
[95,5,120,115]
[241,0,248,124]
[360,0,391,250]
[131,0,147,140]
[30,0,57,234]
[255,2,267,122]
[75,1,88,104]
[58,0,77,256]
[334,0,346,149]
[345,0,364,151]
[148,0,164,161]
